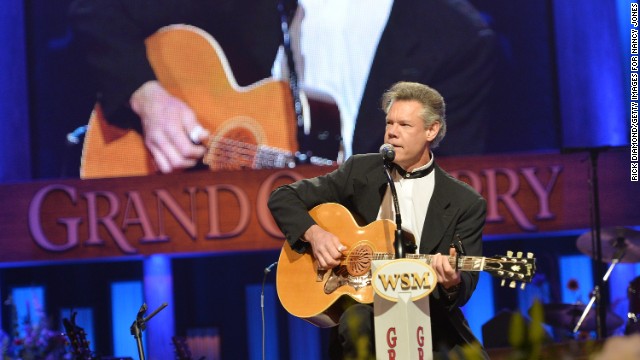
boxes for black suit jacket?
[268,153,487,351]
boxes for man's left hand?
[431,247,461,290]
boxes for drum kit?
[534,227,640,336]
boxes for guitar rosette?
[344,240,375,276]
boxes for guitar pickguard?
[322,240,375,294]
[323,267,371,295]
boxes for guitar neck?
[369,251,535,287]
[204,137,294,169]
[371,253,487,272]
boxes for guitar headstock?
[62,311,93,360]
[484,251,536,289]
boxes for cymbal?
[534,303,623,332]
[576,227,640,263]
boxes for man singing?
[268,81,488,359]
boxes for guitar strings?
[204,136,294,169]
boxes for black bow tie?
[393,163,434,179]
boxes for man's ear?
[425,121,441,142]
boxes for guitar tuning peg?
[520,283,526,290]
[516,251,523,258]
[507,250,513,257]
[509,281,516,288]
[527,252,534,259]
[501,279,506,287]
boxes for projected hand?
[130,80,210,173]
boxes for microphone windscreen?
[379,144,395,161]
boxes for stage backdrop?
[1,149,637,266]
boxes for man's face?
[383,100,439,171]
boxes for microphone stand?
[589,150,605,339]
[130,302,168,360]
[564,146,617,338]
[277,0,309,163]
[383,161,406,259]
[573,243,626,334]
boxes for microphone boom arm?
[130,302,168,360]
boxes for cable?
[261,261,278,360]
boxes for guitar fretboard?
[203,137,294,169]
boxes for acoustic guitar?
[80,25,340,179]
[276,203,536,328]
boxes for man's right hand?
[130,81,210,173]
[303,224,346,270]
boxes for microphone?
[379,143,395,162]
[66,125,88,145]
[264,261,278,274]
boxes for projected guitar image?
[80,25,340,179]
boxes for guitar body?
[276,203,396,328]
[81,25,300,179]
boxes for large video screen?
[27,0,558,179]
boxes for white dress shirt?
[378,155,436,251]
[272,0,394,159]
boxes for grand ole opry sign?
[0,150,637,265]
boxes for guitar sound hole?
[345,245,373,276]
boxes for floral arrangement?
[1,296,69,360]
